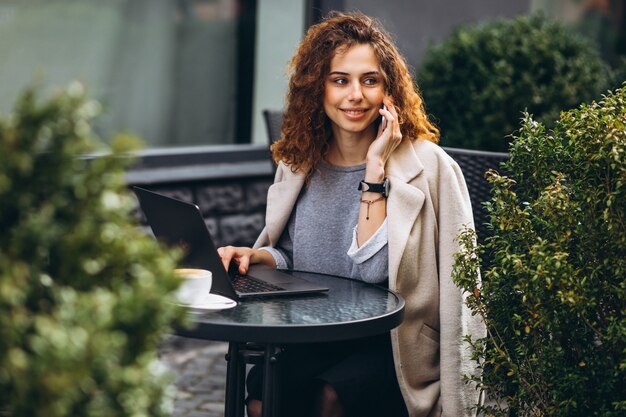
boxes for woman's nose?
[347,81,363,101]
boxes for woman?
[218,12,485,417]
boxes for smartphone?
[380,104,388,131]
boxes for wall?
[250,0,307,145]
[131,175,273,248]
[331,0,530,72]
[127,145,275,248]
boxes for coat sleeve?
[253,162,287,250]
[437,159,486,417]
[253,227,270,249]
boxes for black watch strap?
[358,177,389,197]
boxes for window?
[0,0,256,147]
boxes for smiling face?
[323,43,385,140]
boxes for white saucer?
[176,293,237,310]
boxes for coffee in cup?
[174,268,213,305]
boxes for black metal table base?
[225,342,283,417]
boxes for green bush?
[419,14,609,152]
[452,84,626,416]
[0,83,185,417]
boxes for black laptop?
[133,187,328,300]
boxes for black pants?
[246,333,408,417]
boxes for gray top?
[261,161,388,283]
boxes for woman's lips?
[340,108,369,120]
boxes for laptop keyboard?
[232,275,285,293]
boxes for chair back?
[263,109,284,145]
[443,147,508,243]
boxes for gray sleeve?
[257,246,289,270]
[347,219,389,284]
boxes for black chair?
[262,109,284,173]
[261,109,508,243]
[263,109,284,146]
[442,147,508,243]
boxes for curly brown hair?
[272,12,439,178]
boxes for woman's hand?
[216,246,275,275]
[356,97,400,246]
[365,97,402,181]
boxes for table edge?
[176,294,405,344]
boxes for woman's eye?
[333,78,347,85]
[363,78,378,85]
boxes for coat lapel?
[265,167,305,246]
[386,139,427,287]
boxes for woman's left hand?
[365,97,402,178]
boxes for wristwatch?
[358,177,389,198]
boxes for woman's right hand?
[366,96,403,172]
[216,246,276,275]
[217,246,255,275]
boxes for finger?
[384,94,396,108]
[386,104,402,136]
[381,105,394,125]
[219,246,233,271]
[383,99,402,139]
[377,111,386,136]
[383,97,397,116]
[238,256,251,275]
[221,255,231,272]
[378,109,394,139]
[392,123,403,145]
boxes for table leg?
[273,347,282,417]
[235,345,247,417]
[225,342,245,417]
[261,344,282,417]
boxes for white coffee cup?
[174,268,213,305]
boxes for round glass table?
[176,270,405,417]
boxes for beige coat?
[254,138,485,417]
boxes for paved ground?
[159,335,230,417]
